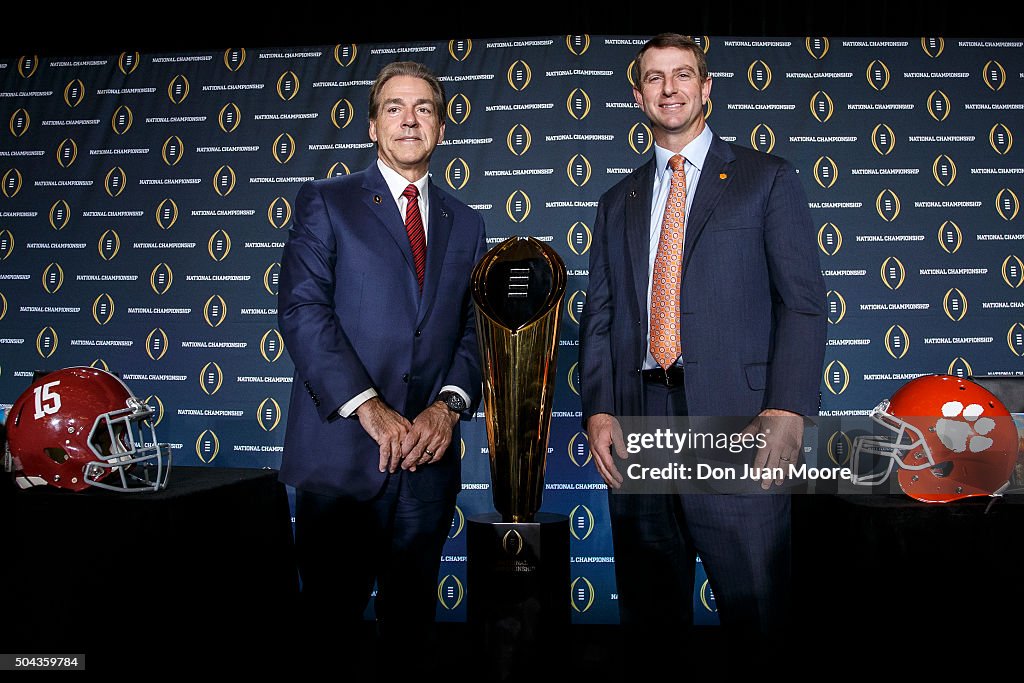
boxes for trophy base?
[467,512,570,676]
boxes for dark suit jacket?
[580,136,826,419]
[278,163,486,501]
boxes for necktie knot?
[668,154,686,173]
[402,184,419,201]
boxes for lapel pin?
[719,173,728,180]
[629,190,637,198]
[373,195,382,204]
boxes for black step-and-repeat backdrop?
[1,36,1022,624]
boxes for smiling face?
[369,74,445,182]
[633,46,712,151]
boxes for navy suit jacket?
[580,136,826,420]
[278,163,486,501]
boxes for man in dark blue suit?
[579,34,826,657]
[277,62,486,652]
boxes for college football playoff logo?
[167,75,190,104]
[566,89,591,120]
[162,135,184,166]
[824,360,849,395]
[331,99,354,129]
[203,295,227,328]
[871,123,896,156]
[505,190,531,223]
[257,397,281,432]
[810,91,834,123]
[884,324,910,359]
[224,48,247,71]
[213,165,236,196]
[104,167,127,197]
[268,197,292,229]
[112,106,133,135]
[568,431,591,467]
[92,293,115,326]
[880,256,906,290]
[569,505,595,541]
[200,362,224,395]
[1002,255,1024,289]
[146,328,169,361]
[747,60,772,91]
[156,198,179,230]
[445,158,470,191]
[943,288,968,322]
[219,103,241,133]
[805,37,829,60]
[983,61,1006,91]
[260,329,284,363]
[750,123,775,153]
[9,109,30,138]
[567,154,592,187]
[277,71,300,101]
[996,189,1020,221]
[566,35,590,56]
[447,94,471,125]
[507,124,532,156]
[866,60,890,91]
[2,169,22,198]
[333,44,357,66]
[932,155,957,187]
[208,229,231,261]
[507,60,532,91]
[876,189,901,222]
[567,222,592,256]
[118,52,140,75]
[49,199,70,230]
[825,290,846,325]
[272,133,296,164]
[56,139,77,168]
[989,123,1013,155]
[98,229,120,261]
[927,90,951,122]
[938,221,962,254]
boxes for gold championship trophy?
[466,237,570,675]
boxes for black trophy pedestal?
[467,512,570,678]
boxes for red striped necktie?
[402,183,426,291]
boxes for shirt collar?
[377,159,429,202]
[654,125,714,184]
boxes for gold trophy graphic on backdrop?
[471,235,566,522]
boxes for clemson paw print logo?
[936,401,995,453]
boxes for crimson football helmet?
[4,366,170,492]
[851,374,1020,503]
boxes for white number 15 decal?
[33,380,62,419]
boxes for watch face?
[444,392,466,412]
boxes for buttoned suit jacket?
[278,163,486,501]
[580,135,826,421]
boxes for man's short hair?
[633,33,709,86]
[368,61,447,124]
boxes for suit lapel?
[361,164,417,279]
[626,160,654,318]
[417,179,453,323]
[682,137,735,275]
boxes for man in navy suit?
[277,61,486,653]
[579,34,826,657]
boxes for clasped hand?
[356,397,458,473]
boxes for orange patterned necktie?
[650,154,687,369]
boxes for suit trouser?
[294,469,454,635]
[608,378,791,652]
